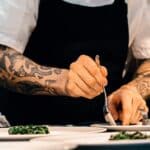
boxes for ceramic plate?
[48,126,106,134]
[31,132,150,146]
[90,124,150,131]
[0,126,106,140]
[0,128,50,141]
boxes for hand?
[66,55,108,99]
[108,85,149,125]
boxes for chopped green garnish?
[109,131,150,140]
[8,125,49,135]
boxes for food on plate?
[8,125,49,135]
[109,131,150,140]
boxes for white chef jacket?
[0,0,150,59]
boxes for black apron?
[3,0,129,125]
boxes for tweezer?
[103,88,116,125]
[95,55,116,126]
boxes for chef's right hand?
[66,55,108,99]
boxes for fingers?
[76,55,108,86]
[66,70,99,99]
[108,84,149,125]
[129,96,148,124]
[100,66,108,77]
[139,100,149,113]
[108,94,119,120]
[120,94,133,125]
[67,55,108,99]
[70,63,104,92]
[121,94,148,125]
[66,80,91,98]
[131,111,142,124]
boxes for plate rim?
[91,124,150,131]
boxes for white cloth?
[63,0,114,7]
[0,0,149,59]
[128,0,150,59]
[0,0,39,53]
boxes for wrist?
[121,84,139,94]
[123,77,149,100]
[44,68,69,96]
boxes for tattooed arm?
[0,45,69,95]
[127,59,150,100]
[108,59,150,125]
[0,45,108,99]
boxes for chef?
[0,0,149,125]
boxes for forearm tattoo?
[0,45,65,95]
[134,59,150,100]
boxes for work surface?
[0,125,150,150]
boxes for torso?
[4,0,129,125]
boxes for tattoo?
[135,60,150,77]
[134,75,150,99]
[16,81,52,95]
[134,59,150,99]
[0,47,64,95]
[53,68,62,75]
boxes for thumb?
[108,94,119,120]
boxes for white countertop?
[1,126,150,150]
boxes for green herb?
[109,131,150,140]
[8,125,49,135]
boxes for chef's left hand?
[108,85,149,125]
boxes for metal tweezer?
[103,88,116,125]
[95,55,116,126]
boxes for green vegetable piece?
[109,131,150,140]
[8,125,49,135]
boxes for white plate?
[0,126,106,140]
[0,128,50,140]
[91,124,150,131]
[31,132,150,146]
[48,126,106,134]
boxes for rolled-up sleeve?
[0,0,40,53]
[129,0,150,59]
